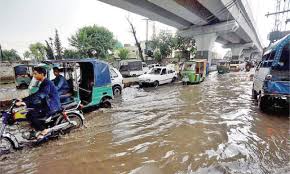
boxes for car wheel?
[252,88,258,100]
[171,77,177,83]
[153,81,159,88]
[258,95,269,112]
[113,86,122,96]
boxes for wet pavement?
[0,71,289,174]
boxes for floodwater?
[0,71,289,174]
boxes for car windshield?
[149,68,162,74]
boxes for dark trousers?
[26,109,46,131]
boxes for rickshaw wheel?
[19,84,28,89]
[0,138,14,154]
[101,99,112,108]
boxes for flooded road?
[0,72,289,174]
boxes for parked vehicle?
[181,59,208,84]
[217,60,230,74]
[0,99,84,153]
[138,66,177,87]
[119,59,148,77]
[252,34,290,112]
[110,67,124,96]
[230,60,245,71]
[148,63,161,69]
[14,64,35,89]
[29,59,113,109]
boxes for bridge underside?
[98,0,263,63]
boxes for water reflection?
[0,71,289,174]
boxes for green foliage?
[1,49,21,62]
[153,49,162,62]
[149,31,174,61]
[54,29,63,60]
[149,31,196,61]
[117,48,129,60]
[28,42,46,61]
[174,36,196,59]
[45,40,55,60]
[23,51,31,60]
[69,25,116,59]
[63,49,86,59]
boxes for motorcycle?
[0,99,84,154]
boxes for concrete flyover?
[98,0,263,64]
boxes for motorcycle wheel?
[0,137,14,154]
[58,113,84,133]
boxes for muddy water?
[0,72,289,174]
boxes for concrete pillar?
[230,47,244,60]
[194,33,217,66]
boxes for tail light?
[78,104,84,110]
[265,74,272,80]
[62,111,68,120]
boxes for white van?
[119,60,148,77]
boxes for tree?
[117,48,129,60]
[149,31,174,61]
[1,49,21,62]
[127,17,144,62]
[63,49,86,59]
[174,35,196,60]
[29,42,46,61]
[45,40,55,60]
[54,29,63,60]
[23,51,31,60]
[69,25,116,59]
[153,49,162,62]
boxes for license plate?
[182,77,189,82]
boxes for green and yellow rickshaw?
[28,59,113,109]
[181,59,208,84]
[217,60,230,74]
[14,64,35,89]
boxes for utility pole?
[0,44,3,62]
[266,0,290,43]
[152,21,156,39]
[142,18,150,60]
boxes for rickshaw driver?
[52,67,71,103]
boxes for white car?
[138,66,177,87]
[110,67,124,96]
[230,60,245,71]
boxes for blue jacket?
[23,78,61,115]
[53,75,70,96]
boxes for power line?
[265,9,290,17]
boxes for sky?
[0,0,284,57]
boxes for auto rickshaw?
[181,59,208,84]
[28,58,113,109]
[14,64,35,89]
[217,60,230,74]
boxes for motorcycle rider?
[16,66,61,140]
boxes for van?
[252,34,290,112]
